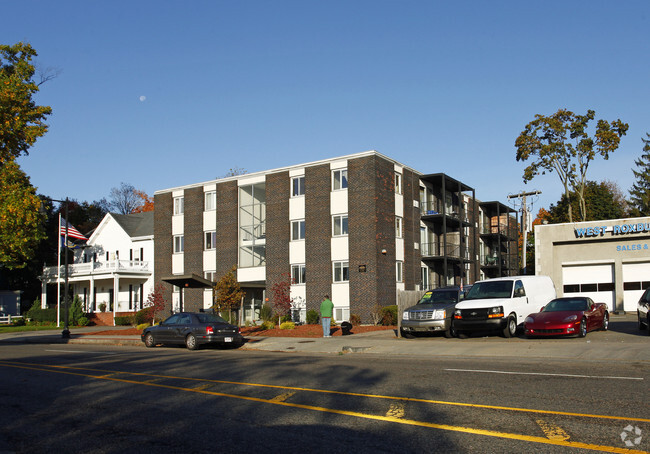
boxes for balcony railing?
[421,242,470,259]
[421,201,469,222]
[480,223,514,235]
[42,260,150,279]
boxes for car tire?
[502,316,517,338]
[185,333,198,350]
[602,312,609,331]
[401,329,415,339]
[444,322,456,338]
[578,318,587,338]
[647,315,650,335]
[638,312,645,330]
[144,333,156,348]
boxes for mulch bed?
[82,325,396,338]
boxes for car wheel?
[502,316,517,338]
[444,322,456,338]
[578,318,587,338]
[185,333,198,350]
[638,312,645,330]
[647,315,650,335]
[400,329,415,339]
[144,333,156,348]
[602,312,609,331]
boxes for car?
[141,312,243,350]
[401,286,470,338]
[638,287,650,334]
[524,297,608,338]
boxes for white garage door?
[622,262,650,312]
[562,264,614,311]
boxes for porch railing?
[42,260,150,279]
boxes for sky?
[6,0,650,215]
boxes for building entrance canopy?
[162,274,213,289]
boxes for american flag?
[60,218,87,241]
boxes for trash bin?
[340,321,352,335]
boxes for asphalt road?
[0,342,648,453]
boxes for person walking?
[320,295,334,337]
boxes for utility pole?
[508,190,541,275]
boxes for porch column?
[113,274,120,326]
[41,280,47,308]
[89,278,95,312]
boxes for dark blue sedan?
[141,312,243,350]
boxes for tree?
[145,284,167,324]
[108,182,139,214]
[214,266,245,323]
[546,181,626,224]
[269,272,293,325]
[132,190,154,213]
[515,109,628,222]
[0,42,52,166]
[219,167,247,178]
[0,159,46,268]
[629,133,650,216]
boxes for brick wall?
[266,172,290,310]
[183,186,204,312]
[154,192,173,314]
[349,155,396,322]
[305,164,331,313]
[216,181,239,278]
[404,168,421,289]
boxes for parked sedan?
[141,312,243,350]
[524,297,608,338]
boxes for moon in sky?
[139,95,146,102]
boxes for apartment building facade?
[154,151,517,323]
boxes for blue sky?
[7,0,650,214]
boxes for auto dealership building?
[535,216,650,313]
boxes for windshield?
[464,281,513,300]
[418,290,457,304]
[195,313,228,324]
[543,298,590,312]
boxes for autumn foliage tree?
[0,160,46,268]
[270,272,293,325]
[145,284,167,324]
[0,42,52,166]
[132,190,154,213]
[515,109,628,222]
[214,266,245,323]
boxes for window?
[173,235,184,253]
[239,183,266,267]
[173,196,184,215]
[395,173,402,194]
[291,220,305,240]
[396,261,403,282]
[421,266,429,289]
[333,261,349,282]
[205,191,216,211]
[291,264,306,284]
[204,271,217,282]
[332,214,348,236]
[291,176,305,197]
[205,231,216,250]
[395,216,403,238]
[333,169,348,190]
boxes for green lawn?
[0,325,63,334]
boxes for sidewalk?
[1,314,648,361]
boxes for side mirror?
[540,306,545,312]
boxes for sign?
[575,222,650,238]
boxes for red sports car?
[524,297,609,338]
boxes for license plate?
[224,337,232,342]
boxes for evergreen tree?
[629,133,650,216]
[547,181,625,223]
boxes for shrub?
[98,302,107,312]
[279,321,296,330]
[280,313,292,323]
[260,320,275,330]
[76,316,89,327]
[12,317,26,326]
[136,323,150,331]
[306,309,320,325]
[134,307,154,325]
[26,300,57,324]
[349,314,361,326]
[259,303,273,322]
[114,316,133,326]
[380,305,398,326]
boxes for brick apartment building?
[153,151,518,323]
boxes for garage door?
[622,262,650,312]
[562,264,614,311]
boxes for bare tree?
[108,182,139,214]
[218,167,247,178]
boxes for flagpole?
[62,198,71,338]
[57,213,61,328]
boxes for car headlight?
[487,306,504,318]
[402,311,409,321]
[453,309,462,319]
[525,316,535,324]
[563,315,578,323]
[433,309,446,320]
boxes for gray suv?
[638,287,650,334]
[401,286,470,338]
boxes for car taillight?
[206,326,214,335]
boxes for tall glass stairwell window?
[239,183,266,267]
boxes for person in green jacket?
[320,295,334,337]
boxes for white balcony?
[41,260,151,281]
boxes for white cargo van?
[452,276,556,338]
